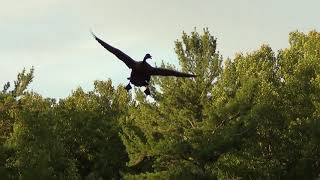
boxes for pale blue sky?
[1,0,319,98]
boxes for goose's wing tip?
[90,29,97,39]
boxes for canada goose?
[92,32,196,95]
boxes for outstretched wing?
[151,67,196,77]
[92,32,136,69]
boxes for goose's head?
[143,53,152,62]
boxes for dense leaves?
[1,29,320,179]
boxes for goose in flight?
[91,32,196,95]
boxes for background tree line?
[0,29,319,179]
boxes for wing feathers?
[92,32,136,69]
[151,67,196,77]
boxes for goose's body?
[92,32,196,95]
[129,62,152,86]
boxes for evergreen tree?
[0,68,35,178]
[121,28,222,179]
[56,80,130,179]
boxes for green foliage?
[0,68,35,179]
[1,29,320,179]
[55,80,130,179]
[6,93,78,179]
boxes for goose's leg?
[143,80,151,95]
[125,77,132,91]
[125,83,132,91]
[144,86,150,95]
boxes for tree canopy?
[1,29,319,179]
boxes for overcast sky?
[1,0,319,98]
